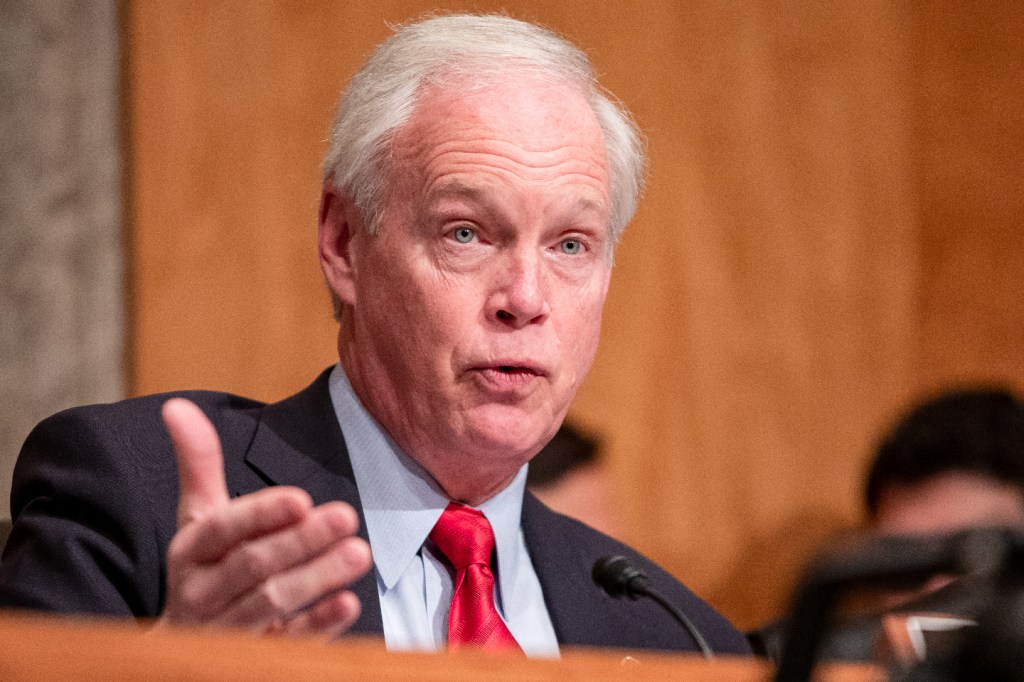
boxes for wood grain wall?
[124,1,1024,629]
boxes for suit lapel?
[243,368,384,636]
[521,492,607,647]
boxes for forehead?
[386,74,611,201]
[876,471,1024,534]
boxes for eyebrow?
[424,180,489,207]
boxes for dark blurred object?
[768,527,1024,682]
[0,518,10,555]
[749,566,996,664]
[948,589,1024,681]
[528,423,622,538]
[527,423,600,488]
[875,613,974,670]
[896,586,1024,681]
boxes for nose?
[488,250,550,329]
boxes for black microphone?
[592,555,714,659]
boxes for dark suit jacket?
[0,370,750,655]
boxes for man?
[0,14,749,657]
[866,388,1024,538]
[749,387,1024,661]
[863,387,1024,607]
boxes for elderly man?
[0,14,748,657]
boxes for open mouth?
[496,365,536,374]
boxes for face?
[321,75,613,503]
[865,472,1024,610]
[874,471,1024,536]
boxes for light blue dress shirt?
[327,365,560,657]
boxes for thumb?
[162,398,229,527]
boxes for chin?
[461,406,552,460]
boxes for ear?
[318,185,361,306]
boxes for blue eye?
[560,239,582,255]
[451,226,476,244]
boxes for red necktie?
[429,503,521,653]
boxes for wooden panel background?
[124,1,1024,630]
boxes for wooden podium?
[0,612,883,681]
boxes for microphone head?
[593,555,650,599]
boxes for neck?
[431,466,521,508]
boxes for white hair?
[322,13,646,246]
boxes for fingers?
[217,502,362,589]
[162,398,229,526]
[283,591,363,640]
[218,534,372,631]
[170,500,358,612]
[170,485,313,565]
[164,495,372,636]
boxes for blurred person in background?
[750,386,1024,661]
[861,387,1024,608]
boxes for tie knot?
[429,502,496,570]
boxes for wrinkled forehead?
[390,72,610,181]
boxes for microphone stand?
[592,555,714,659]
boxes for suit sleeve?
[0,402,176,618]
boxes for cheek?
[577,311,605,364]
[362,261,471,358]
[406,265,474,331]
[564,281,608,352]
[555,299,605,381]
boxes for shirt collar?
[327,365,528,597]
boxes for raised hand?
[156,398,372,638]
